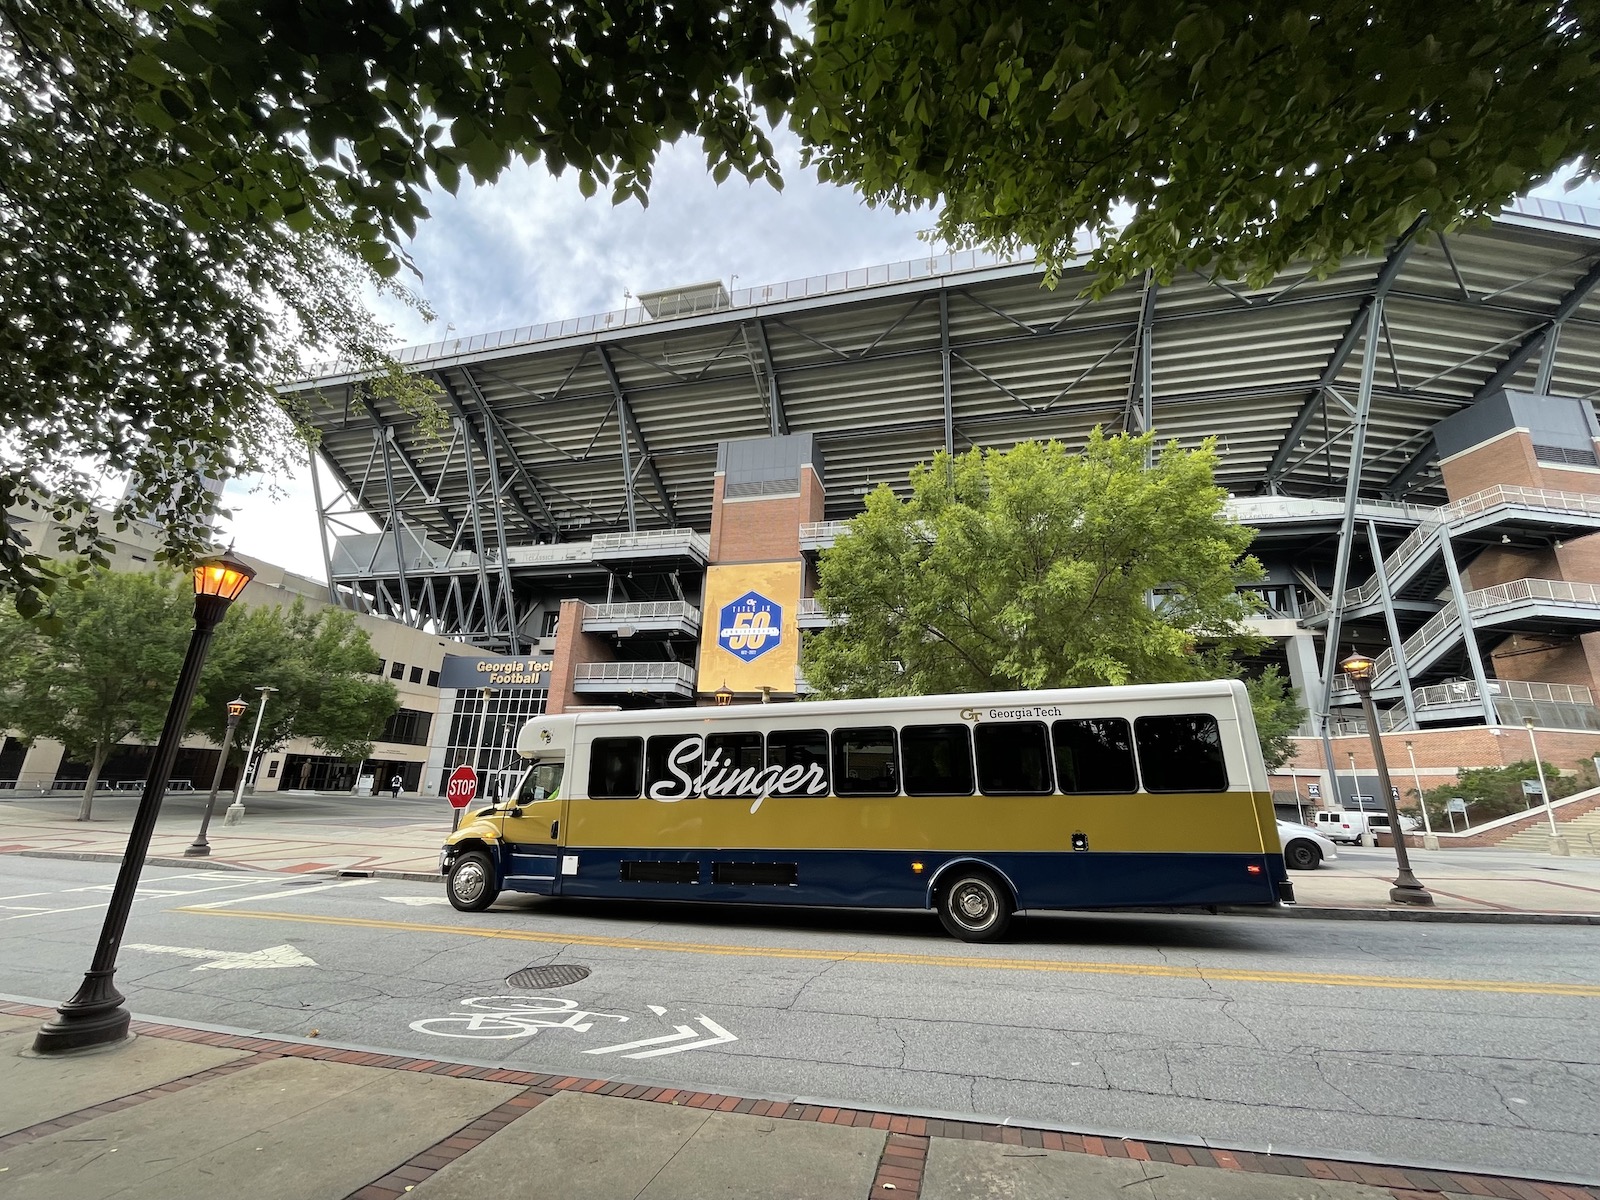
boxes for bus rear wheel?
[937,869,1012,942]
[447,850,499,912]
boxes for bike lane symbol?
[409,996,628,1040]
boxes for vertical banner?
[698,563,801,695]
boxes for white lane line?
[189,878,377,908]
[0,874,345,920]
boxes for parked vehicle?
[1312,808,1418,845]
[1276,820,1339,871]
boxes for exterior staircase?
[1493,804,1600,856]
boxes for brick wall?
[1285,725,1600,774]
[1439,432,1542,498]
[544,598,616,715]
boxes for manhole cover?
[507,964,592,990]
[279,879,323,887]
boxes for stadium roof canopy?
[286,197,1600,548]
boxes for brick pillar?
[544,599,617,714]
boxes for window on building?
[374,659,386,677]
[1134,714,1228,792]
[540,610,560,637]
[389,661,405,680]
[381,708,432,747]
[266,760,279,778]
[409,665,423,684]
[588,737,643,798]
[832,727,898,796]
[974,722,1053,794]
[1052,718,1138,794]
[426,670,440,687]
[899,724,974,796]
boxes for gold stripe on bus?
[548,790,1275,855]
[175,908,1600,998]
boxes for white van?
[1313,808,1418,844]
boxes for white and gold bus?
[438,680,1291,941]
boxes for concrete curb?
[13,850,252,873]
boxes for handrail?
[591,529,710,555]
[574,662,696,683]
[582,601,699,620]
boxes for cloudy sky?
[221,130,940,579]
[218,140,1600,583]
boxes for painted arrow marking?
[583,1015,737,1059]
[125,943,317,970]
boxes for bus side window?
[767,729,830,796]
[1052,718,1138,794]
[832,727,898,796]
[646,734,700,798]
[900,724,974,796]
[588,737,644,798]
[974,722,1053,794]
[1133,714,1228,792]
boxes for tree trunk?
[76,744,108,821]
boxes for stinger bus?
[438,680,1292,941]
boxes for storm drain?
[506,964,592,990]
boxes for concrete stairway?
[1494,804,1600,855]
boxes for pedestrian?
[390,773,402,800]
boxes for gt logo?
[724,608,776,650]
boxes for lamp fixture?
[713,682,734,706]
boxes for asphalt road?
[3,855,1597,1183]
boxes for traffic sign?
[446,765,478,810]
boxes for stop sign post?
[446,765,477,831]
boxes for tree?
[0,571,191,819]
[795,2,1600,289]
[0,0,792,616]
[1419,760,1582,825]
[1243,667,1306,773]
[192,600,399,774]
[803,432,1265,694]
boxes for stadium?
[282,197,1600,811]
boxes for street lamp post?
[1522,717,1571,856]
[1340,651,1433,906]
[35,555,254,1053]
[1405,739,1440,850]
[714,681,734,706]
[184,697,247,857]
[223,684,278,826]
[1347,749,1375,846]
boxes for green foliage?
[1242,667,1306,773]
[802,432,1265,701]
[0,570,191,818]
[794,2,1600,291]
[1418,760,1582,824]
[194,600,399,766]
[1,0,448,618]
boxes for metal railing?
[591,529,710,557]
[1413,679,1595,710]
[1225,496,1433,524]
[799,520,852,547]
[573,662,696,686]
[581,601,700,631]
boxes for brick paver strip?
[0,999,1594,1200]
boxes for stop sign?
[445,765,478,810]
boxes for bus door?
[499,760,567,894]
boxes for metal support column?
[307,443,340,608]
[456,415,499,642]
[1439,528,1499,727]
[474,400,521,650]
[598,349,639,532]
[1534,322,1565,394]
[1135,274,1157,465]
[377,429,413,626]
[750,319,789,436]
[1317,299,1384,726]
[1365,520,1419,729]
[939,289,954,471]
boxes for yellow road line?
[174,907,1600,998]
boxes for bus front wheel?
[447,850,500,912]
[937,869,1012,942]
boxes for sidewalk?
[4,795,1600,920]
[1,999,1594,1200]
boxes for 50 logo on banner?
[718,591,783,661]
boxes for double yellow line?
[176,907,1600,998]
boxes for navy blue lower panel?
[518,846,1282,910]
